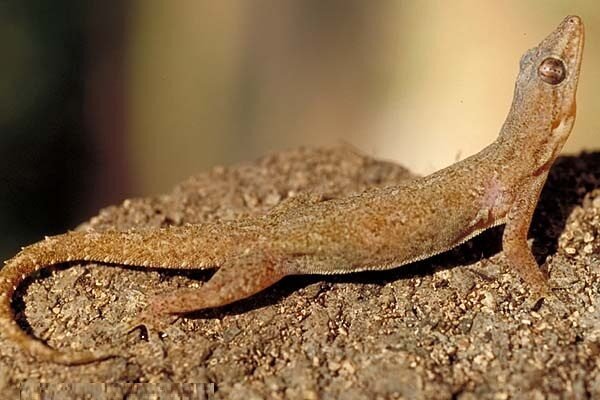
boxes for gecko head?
[510,15,584,143]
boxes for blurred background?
[1,1,598,260]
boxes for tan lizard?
[0,15,584,365]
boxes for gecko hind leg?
[129,251,292,333]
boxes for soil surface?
[0,147,598,399]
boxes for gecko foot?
[125,298,179,338]
[523,280,550,308]
[522,282,569,318]
[537,290,569,318]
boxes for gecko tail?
[0,317,114,365]
[0,233,118,365]
[0,227,224,365]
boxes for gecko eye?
[538,57,566,85]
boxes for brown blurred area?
[1,1,599,259]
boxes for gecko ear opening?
[538,57,566,85]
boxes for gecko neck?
[494,98,560,165]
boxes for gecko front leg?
[502,173,550,295]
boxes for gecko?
[0,15,584,365]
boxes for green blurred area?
[1,1,599,260]
[0,2,91,258]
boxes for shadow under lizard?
[0,15,585,365]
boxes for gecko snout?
[566,15,581,26]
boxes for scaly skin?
[0,16,584,365]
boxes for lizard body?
[0,16,584,365]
